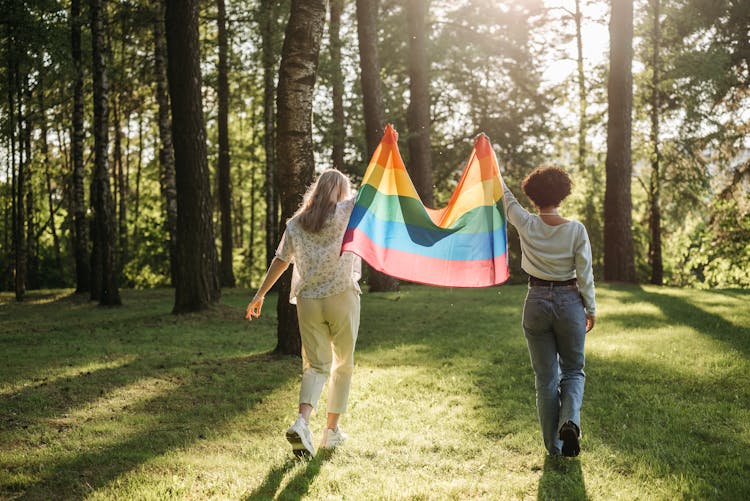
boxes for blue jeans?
[522,285,587,455]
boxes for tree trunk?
[575,0,596,234]
[39,70,63,274]
[329,0,345,172]
[165,0,221,312]
[132,112,143,245]
[573,0,602,270]
[217,0,236,288]
[575,0,586,178]
[11,52,25,301]
[249,158,256,281]
[89,0,121,305]
[355,0,399,293]
[648,0,663,285]
[24,76,39,290]
[113,96,128,273]
[604,0,636,283]
[275,0,327,356]
[42,134,63,274]
[5,29,14,293]
[71,0,90,294]
[153,0,178,287]
[405,0,433,207]
[3,135,10,288]
[261,0,279,269]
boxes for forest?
[1,0,748,308]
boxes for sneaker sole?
[286,429,315,457]
[560,426,580,457]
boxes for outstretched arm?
[245,257,290,320]
[502,178,531,229]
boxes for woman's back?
[279,198,361,303]
[511,214,587,281]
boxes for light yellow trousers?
[296,289,360,414]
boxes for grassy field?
[1,283,749,500]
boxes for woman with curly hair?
[245,169,361,457]
[503,165,596,457]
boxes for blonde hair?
[295,169,352,233]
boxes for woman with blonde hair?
[246,169,362,457]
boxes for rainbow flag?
[342,125,509,287]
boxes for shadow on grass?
[4,351,298,500]
[584,352,750,499]
[614,286,750,357]
[245,449,335,501]
[342,284,749,499]
[538,456,587,501]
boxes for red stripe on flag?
[343,228,509,288]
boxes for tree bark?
[329,0,345,172]
[165,0,221,312]
[574,0,597,235]
[132,112,143,245]
[24,75,39,290]
[260,0,279,269]
[3,135,10,288]
[153,0,178,287]
[71,0,90,293]
[604,0,636,283]
[6,32,14,293]
[39,70,63,274]
[89,0,121,305]
[249,158,256,279]
[648,0,663,285]
[355,0,400,292]
[113,95,128,273]
[275,0,327,355]
[405,0,433,207]
[10,50,25,301]
[217,0,236,287]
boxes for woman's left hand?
[585,314,595,333]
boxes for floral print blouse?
[276,197,362,304]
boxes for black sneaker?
[559,421,580,457]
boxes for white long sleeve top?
[503,183,596,316]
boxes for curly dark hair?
[521,166,573,208]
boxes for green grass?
[1,284,749,500]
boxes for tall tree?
[647,0,663,285]
[217,0,235,287]
[153,0,178,286]
[260,0,279,268]
[573,0,600,254]
[10,40,26,301]
[71,0,90,293]
[24,75,39,290]
[405,0,433,207]
[275,0,327,355]
[604,0,636,282]
[89,0,121,305]
[39,68,62,273]
[131,111,143,244]
[165,0,221,312]
[112,92,127,273]
[329,0,345,172]
[355,0,399,293]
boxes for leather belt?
[528,276,577,287]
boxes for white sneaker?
[286,417,316,457]
[319,427,347,449]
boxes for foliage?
[1,285,749,498]
[0,0,748,292]
[673,198,750,288]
